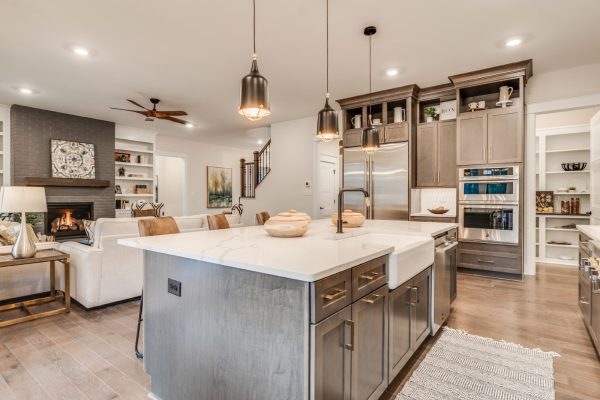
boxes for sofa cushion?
[82,219,96,245]
[0,221,39,245]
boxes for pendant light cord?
[326,0,329,97]
[253,0,256,57]
[368,34,372,123]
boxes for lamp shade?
[316,97,339,142]
[0,187,47,213]
[361,126,380,154]
[239,58,271,121]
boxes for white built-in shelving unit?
[114,134,156,217]
[536,123,590,266]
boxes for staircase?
[240,139,271,198]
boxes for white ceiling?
[1,0,599,149]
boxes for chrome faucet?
[337,188,370,234]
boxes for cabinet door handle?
[344,320,355,351]
[322,288,347,301]
[410,286,419,305]
[437,169,440,184]
[477,259,495,264]
[361,293,384,304]
[580,297,590,305]
[359,271,384,281]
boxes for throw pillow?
[131,201,165,217]
[82,219,96,245]
[0,222,40,245]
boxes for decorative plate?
[51,139,96,179]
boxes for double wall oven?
[458,165,520,244]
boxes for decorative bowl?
[264,211,310,238]
[330,209,365,228]
[427,207,450,215]
[561,162,587,171]
[279,209,311,221]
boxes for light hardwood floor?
[0,264,598,399]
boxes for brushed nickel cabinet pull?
[477,259,495,264]
[410,286,418,305]
[361,293,384,304]
[437,169,440,184]
[359,271,384,281]
[344,320,355,351]
[322,288,347,301]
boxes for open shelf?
[115,161,153,168]
[115,193,154,198]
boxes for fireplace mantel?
[24,177,110,188]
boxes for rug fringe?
[442,326,561,358]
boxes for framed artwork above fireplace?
[51,139,96,179]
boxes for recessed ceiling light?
[73,46,90,56]
[257,139,264,145]
[19,87,33,95]
[386,68,399,77]
[505,38,522,47]
[185,122,194,128]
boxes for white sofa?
[57,214,240,309]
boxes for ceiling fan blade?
[110,107,149,115]
[161,116,189,125]
[158,111,188,116]
[127,99,150,110]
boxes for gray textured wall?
[10,105,115,219]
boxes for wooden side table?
[0,249,70,327]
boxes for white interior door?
[156,155,186,216]
[592,110,600,224]
[319,160,337,218]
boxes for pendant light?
[316,0,339,142]
[239,0,271,121]
[361,26,380,154]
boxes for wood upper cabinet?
[457,113,487,166]
[437,121,457,186]
[343,129,363,148]
[457,108,522,165]
[487,108,521,163]
[416,121,456,187]
[416,124,437,187]
[383,123,409,143]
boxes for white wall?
[155,135,249,216]
[0,104,11,185]
[527,62,600,104]
[241,115,339,226]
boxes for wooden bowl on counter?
[427,207,450,215]
[330,209,365,228]
[264,210,310,238]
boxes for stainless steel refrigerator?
[343,142,409,220]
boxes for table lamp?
[0,187,47,258]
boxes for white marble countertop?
[578,224,600,241]
[118,219,457,282]
[410,212,457,218]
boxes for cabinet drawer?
[311,270,352,323]
[343,129,363,147]
[384,124,408,143]
[457,247,521,274]
[351,256,388,301]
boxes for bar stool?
[207,214,230,230]
[255,211,270,225]
[135,216,180,359]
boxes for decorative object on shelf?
[239,0,270,121]
[264,211,310,238]
[115,152,131,163]
[393,107,406,123]
[118,167,126,176]
[561,200,570,214]
[478,100,486,109]
[0,187,47,258]
[424,107,439,123]
[110,98,190,125]
[547,240,572,246]
[316,0,339,143]
[568,186,577,193]
[427,206,450,215]
[135,184,150,194]
[361,26,380,154]
[330,209,365,228]
[372,117,382,125]
[468,102,478,111]
[51,139,96,179]
[207,166,233,208]
[351,114,362,129]
[561,162,587,171]
[557,223,576,229]
[535,191,554,213]
[498,85,514,102]
[439,100,456,121]
[115,185,122,194]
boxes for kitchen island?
[119,219,457,400]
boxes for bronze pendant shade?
[316,0,339,142]
[361,26,380,154]
[239,0,271,121]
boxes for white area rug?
[396,327,560,400]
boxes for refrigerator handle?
[365,158,370,219]
[370,158,374,219]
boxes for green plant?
[0,212,41,225]
[424,107,439,118]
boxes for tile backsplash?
[411,188,457,216]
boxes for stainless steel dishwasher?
[433,229,457,334]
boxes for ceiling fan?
[110,98,190,125]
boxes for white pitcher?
[393,107,406,123]
[499,86,514,102]
[351,115,362,129]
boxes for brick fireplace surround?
[10,105,115,224]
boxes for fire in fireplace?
[45,202,94,240]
